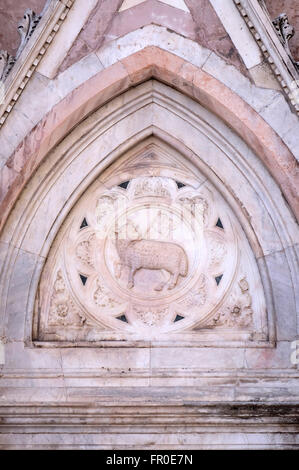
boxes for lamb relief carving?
[36,170,267,344]
[114,231,188,291]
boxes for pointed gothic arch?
[0,78,298,351]
[0,46,298,240]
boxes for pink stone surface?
[60,0,249,77]
[1,0,297,71]
[59,0,122,73]
[185,0,248,75]
[0,47,297,234]
[105,0,197,42]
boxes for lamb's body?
[115,238,188,290]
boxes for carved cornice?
[234,0,299,116]
[0,0,74,128]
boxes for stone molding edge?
[31,340,275,349]
[1,403,298,450]
[2,368,297,378]
[0,401,298,413]
[0,402,298,432]
[0,0,74,129]
[233,0,299,116]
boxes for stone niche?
[34,142,268,347]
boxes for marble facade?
[0,0,298,449]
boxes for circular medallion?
[63,175,238,336]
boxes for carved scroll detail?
[0,1,53,81]
[0,10,41,81]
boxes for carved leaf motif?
[133,177,171,198]
[178,195,208,224]
[0,50,15,80]
[17,9,41,59]
[134,307,168,326]
[0,1,53,83]
[179,273,207,309]
[272,13,299,70]
[93,279,121,308]
[96,194,120,227]
[209,239,227,266]
[76,233,95,268]
[212,277,253,328]
[49,270,86,326]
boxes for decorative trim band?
[0,0,74,129]
[234,0,299,116]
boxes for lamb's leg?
[155,269,170,291]
[128,266,136,289]
[168,270,179,290]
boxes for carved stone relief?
[35,155,267,344]
[48,270,86,327]
[0,2,51,81]
[0,50,16,81]
[210,277,253,328]
[273,13,299,71]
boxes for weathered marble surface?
[59,0,248,75]
[0,46,298,239]
[0,2,298,448]
[0,395,299,449]
[34,163,267,344]
[0,82,297,451]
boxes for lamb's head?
[127,219,141,240]
[114,220,141,241]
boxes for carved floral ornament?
[0,8,44,81]
[35,162,267,345]
[272,13,299,71]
